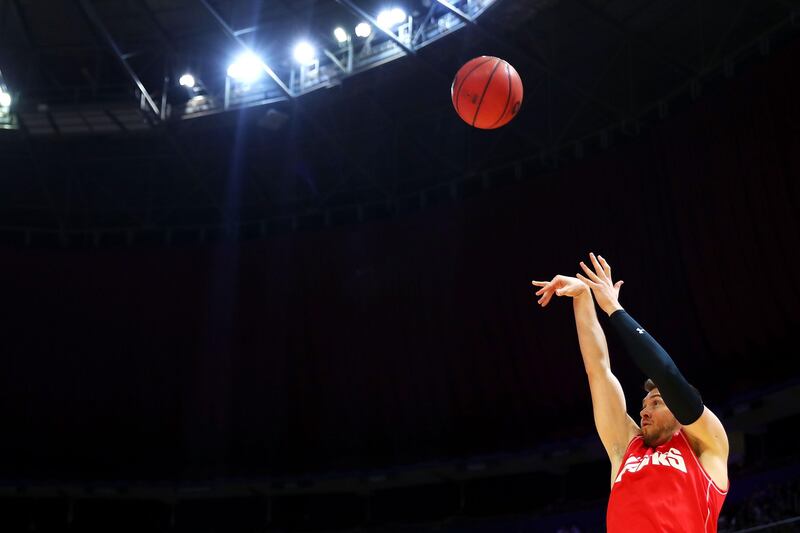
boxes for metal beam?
[232,25,258,37]
[134,0,180,55]
[9,0,49,93]
[323,48,347,73]
[411,1,438,45]
[434,0,473,24]
[335,0,417,56]
[10,0,34,46]
[197,0,293,99]
[76,0,160,117]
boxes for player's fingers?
[576,273,599,287]
[598,255,612,279]
[589,253,606,280]
[579,261,602,282]
[533,281,556,298]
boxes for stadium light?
[376,7,406,29]
[293,42,317,65]
[333,27,348,43]
[354,22,372,38]
[227,53,264,82]
[178,74,196,88]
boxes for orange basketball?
[451,56,523,129]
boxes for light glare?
[179,74,195,88]
[293,42,317,65]
[227,53,264,82]
[377,7,406,28]
[354,22,372,38]
[333,27,348,43]
[0,91,10,107]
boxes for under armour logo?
[636,328,645,334]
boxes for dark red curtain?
[1,39,798,481]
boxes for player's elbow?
[585,364,612,382]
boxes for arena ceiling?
[0,0,798,243]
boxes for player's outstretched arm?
[532,274,638,469]
[577,253,729,486]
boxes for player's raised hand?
[576,252,625,316]
[531,275,590,307]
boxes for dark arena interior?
[1,0,800,531]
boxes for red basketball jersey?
[607,430,728,533]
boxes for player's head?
[639,379,680,447]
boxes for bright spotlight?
[293,41,317,65]
[333,27,348,43]
[354,22,372,38]
[0,91,10,108]
[178,74,195,88]
[227,53,264,82]
[376,7,406,28]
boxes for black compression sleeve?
[608,309,704,425]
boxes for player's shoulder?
[616,431,644,458]
[681,406,730,457]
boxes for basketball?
[451,56,523,129]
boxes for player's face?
[639,389,679,447]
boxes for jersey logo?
[615,447,687,483]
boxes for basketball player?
[532,253,729,532]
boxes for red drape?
[0,38,798,481]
